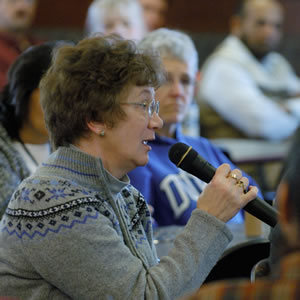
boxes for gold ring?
[229,173,238,182]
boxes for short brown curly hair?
[40,34,164,149]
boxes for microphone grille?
[168,142,197,167]
[168,142,189,165]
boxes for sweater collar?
[42,145,129,194]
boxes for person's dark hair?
[0,41,72,141]
[40,34,165,149]
[234,0,246,17]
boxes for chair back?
[204,238,270,283]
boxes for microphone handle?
[244,200,277,227]
[180,155,278,227]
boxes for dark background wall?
[166,0,300,34]
[31,0,300,73]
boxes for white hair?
[139,28,199,75]
[85,0,147,37]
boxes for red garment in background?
[0,31,42,90]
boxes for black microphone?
[168,142,278,227]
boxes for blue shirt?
[129,127,262,226]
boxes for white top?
[13,142,50,174]
[198,35,300,140]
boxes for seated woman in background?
[0,41,69,218]
[0,34,257,299]
[129,28,262,226]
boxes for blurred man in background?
[198,0,300,141]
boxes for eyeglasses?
[120,100,160,117]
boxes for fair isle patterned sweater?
[0,146,233,300]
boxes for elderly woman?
[129,28,262,226]
[0,35,257,299]
[0,41,68,218]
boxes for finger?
[242,185,259,203]
[214,163,231,177]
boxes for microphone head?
[168,142,198,168]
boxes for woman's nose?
[170,79,184,96]
[149,112,163,129]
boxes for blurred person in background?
[198,0,300,141]
[139,0,200,137]
[129,28,262,227]
[0,41,68,219]
[0,0,41,89]
[85,0,147,42]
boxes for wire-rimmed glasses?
[120,100,160,117]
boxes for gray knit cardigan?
[0,146,232,300]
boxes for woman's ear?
[87,121,106,136]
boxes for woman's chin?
[135,156,150,168]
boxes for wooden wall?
[33,0,92,29]
[32,0,300,33]
[166,0,300,34]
